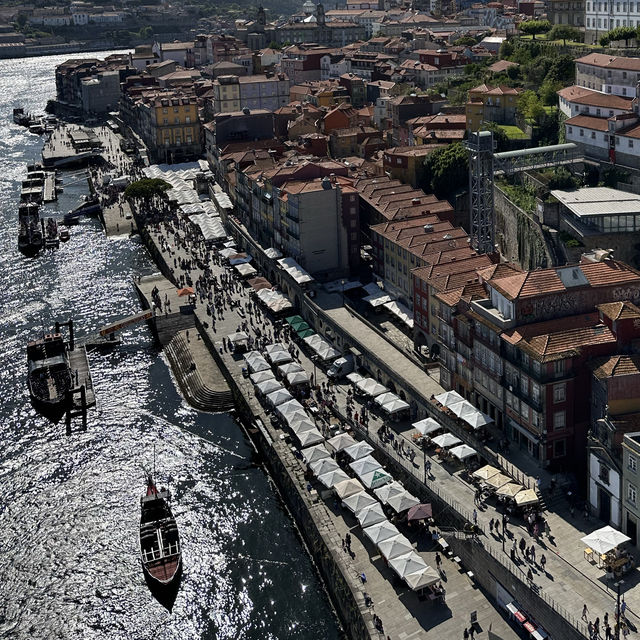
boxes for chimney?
[412,197,420,206]
[423,223,433,233]
[330,172,337,183]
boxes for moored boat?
[18,203,43,257]
[26,331,72,421]
[139,474,182,588]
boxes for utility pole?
[615,580,624,640]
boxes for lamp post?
[615,580,624,640]
[502,512,506,553]
[341,278,346,308]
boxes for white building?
[557,85,634,118]
[589,449,622,526]
[585,0,640,43]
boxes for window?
[629,454,637,472]
[628,483,637,504]
[553,383,566,403]
[163,118,168,125]
[554,359,565,377]
[568,126,573,134]
[554,439,566,458]
[162,107,168,114]
[630,139,634,148]
[600,463,610,484]
[185,116,191,124]
[553,410,566,430]
[591,131,596,139]
[174,117,180,124]
[580,128,584,137]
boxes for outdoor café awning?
[362,282,391,307]
[389,551,429,580]
[496,483,524,498]
[473,465,500,481]
[449,399,476,418]
[277,257,314,284]
[343,491,377,514]
[412,417,442,436]
[383,300,414,329]
[235,263,257,277]
[435,390,464,407]
[404,564,440,590]
[378,534,414,560]
[514,489,540,507]
[449,443,476,461]
[431,433,462,449]
[407,503,433,522]
[485,472,512,489]
[356,377,389,398]
[382,397,410,415]
[248,276,273,292]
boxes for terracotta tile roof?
[436,282,487,307]
[413,254,492,290]
[580,260,640,287]
[576,53,640,72]
[477,262,522,282]
[591,354,640,379]
[565,114,610,132]
[488,59,519,73]
[597,301,640,321]
[557,85,633,111]
[502,312,616,362]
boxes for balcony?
[470,299,516,330]
[504,379,543,413]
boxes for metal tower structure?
[466,130,495,255]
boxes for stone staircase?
[164,332,234,412]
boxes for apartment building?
[622,430,640,546]
[584,0,640,43]
[575,53,640,95]
[466,84,522,131]
[209,74,290,115]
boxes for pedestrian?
[469,627,475,639]
[540,554,546,572]
[583,604,589,621]
[606,624,612,640]
[435,552,442,570]
[588,621,594,637]
[463,628,469,640]
[473,508,478,525]
[519,537,526,554]
[604,612,608,628]
[527,568,533,585]
[489,518,494,533]
[621,599,627,619]
[530,544,536,563]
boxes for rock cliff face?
[494,184,553,270]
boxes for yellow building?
[139,92,202,163]
[465,84,522,132]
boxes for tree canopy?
[548,24,581,45]
[600,25,637,46]
[517,90,546,121]
[518,20,551,40]
[124,178,171,200]
[422,143,468,201]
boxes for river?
[0,52,344,640]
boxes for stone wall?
[494,184,554,270]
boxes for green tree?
[124,178,171,200]
[499,39,514,59]
[518,19,551,40]
[454,36,477,46]
[601,25,637,46]
[517,90,545,121]
[483,122,509,152]
[548,24,581,45]
[539,79,562,105]
[422,142,468,201]
[546,54,575,83]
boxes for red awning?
[514,611,527,624]
[524,621,536,633]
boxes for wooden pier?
[65,344,96,432]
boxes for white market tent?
[449,444,477,461]
[362,282,392,307]
[296,428,324,448]
[363,520,399,545]
[449,400,476,418]
[265,343,288,358]
[361,468,393,489]
[514,489,540,507]
[431,433,462,449]
[276,399,306,422]
[473,465,500,481]
[327,433,357,453]
[387,490,420,514]
[382,397,410,415]
[496,483,524,498]
[344,441,374,461]
[229,253,253,266]
[235,263,257,277]
[303,444,331,465]
[356,503,387,528]
[334,478,365,499]
[317,468,350,489]
[265,247,282,259]
[266,349,292,366]
[356,378,389,398]
[219,247,237,259]
[435,390,465,407]
[461,408,494,429]
[244,351,270,373]
[383,300,414,329]
[404,565,440,591]
[378,534,414,560]
[581,526,631,555]
[303,334,340,362]
[250,370,275,385]
[254,378,283,396]
[349,455,382,478]
[278,362,304,377]
[309,457,340,477]
[191,214,226,241]
[256,288,293,313]
[485,473,512,489]
[374,392,399,407]
[291,417,318,435]
[374,481,405,504]
[266,388,293,407]
[228,331,249,345]
[287,370,310,386]
[343,491,378,514]
[346,372,365,386]
[412,417,443,436]
[277,257,314,284]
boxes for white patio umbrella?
[344,441,374,461]
[317,468,350,489]
[356,503,387,528]
[387,490,420,514]
[254,379,283,396]
[460,407,493,429]
[431,433,462,449]
[277,399,305,421]
[435,390,464,407]
[374,481,405,504]
[228,331,249,344]
[334,478,365,499]
[349,455,382,478]
[496,483,524,498]
[343,491,378,514]
[361,468,393,489]
[382,398,410,415]
[404,565,440,590]
[303,444,331,465]
[473,465,500,481]
[485,472,512,489]
[514,489,540,507]
[309,457,340,477]
[296,429,324,447]
[449,443,476,461]
[412,417,442,436]
[356,378,389,397]
[327,433,357,452]
[378,534,414,560]
[250,370,275,384]
[266,387,294,407]
[374,391,399,407]
[449,400,476,418]
[363,520,399,546]
[265,343,288,357]
[346,372,365,385]
[581,526,631,555]
[389,551,428,579]
[296,428,324,448]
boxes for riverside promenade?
[137,216,522,640]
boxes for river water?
[0,53,343,640]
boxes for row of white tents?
[412,417,477,461]
[434,390,493,430]
[344,373,410,416]
[303,334,341,363]
[301,433,440,591]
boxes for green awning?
[292,320,310,332]
[286,315,305,327]
[297,328,315,339]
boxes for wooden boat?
[18,203,43,257]
[26,332,72,421]
[140,474,182,587]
